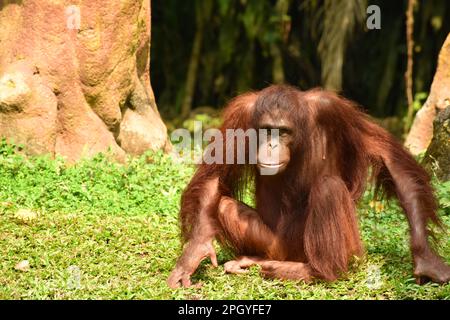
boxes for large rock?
[0,1,170,162]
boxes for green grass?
[0,140,449,299]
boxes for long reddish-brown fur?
[168,85,448,287]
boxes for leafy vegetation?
[152,0,450,119]
[0,141,449,299]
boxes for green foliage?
[413,92,428,112]
[152,0,306,115]
[0,141,449,299]
[0,139,194,216]
[437,180,450,215]
[152,1,450,119]
[181,113,222,135]
[402,92,429,134]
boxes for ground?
[0,141,449,299]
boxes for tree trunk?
[180,21,204,120]
[423,106,450,181]
[180,0,212,120]
[405,33,450,155]
[403,0,415,135]
[0,0,171,162]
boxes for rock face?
[0,1,170,162]
[423,106,450,181]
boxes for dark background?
[151,0,450,120]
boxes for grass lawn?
[0,141,449,299]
